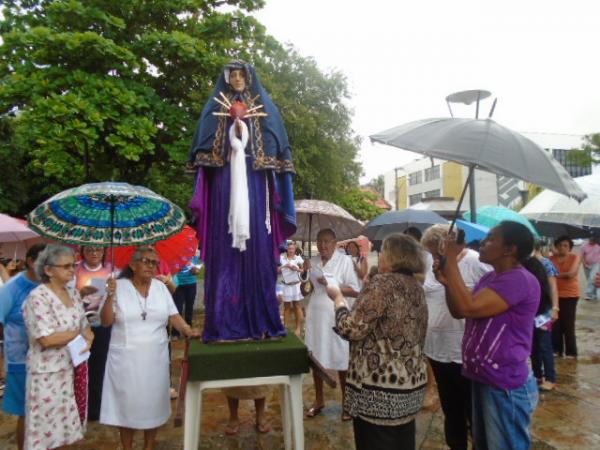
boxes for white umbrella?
[520,174,600,237]
[370,118,587,223]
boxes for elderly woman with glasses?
[100,246,200,450]
[22,244,93,450]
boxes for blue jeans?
[585,263,600,300]
[531,328,556,382]
[471,374,538,450]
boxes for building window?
[409,193,423,205]
[409,171,422,185]
[552,149,591,178]
[424,165,440,181]
[423,189,440,199]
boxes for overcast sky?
[254,0,600,182]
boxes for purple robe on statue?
[189,61,296,342]
[192,162,288,341]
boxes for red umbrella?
[113,225,199,274]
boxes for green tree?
[337,188,384,222]
[255,45,362,201]
[0,0,363,218]
[366,175,384,196]
[567,133,600,167]
[0,0,268,215]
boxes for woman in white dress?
[304,229,360,420]
[100,246,200,450]
[279,241,305,335]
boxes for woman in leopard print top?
[327,234,428,450]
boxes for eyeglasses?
[139,257,160,268]
[83,247,103,254]
[50,263,77,270]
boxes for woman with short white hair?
[23,244,93,450]
[326,233,429,449]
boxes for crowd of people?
[0,223,594,449]
[296,223,590,449]
[0,244,200,450]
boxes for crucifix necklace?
[133,283,149,321]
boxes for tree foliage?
[366,174,384,196]
[567,133,600,168]
[0,0,362,219]
[337,189,384,222]
[256,46,362,201]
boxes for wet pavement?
[1,293,599,449]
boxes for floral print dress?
[22,284,89,450]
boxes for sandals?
[225,422,240,435]
[341,411,352,421]
[255,421,271,433]
[306,405,324,418]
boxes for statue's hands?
[235,118,243,139]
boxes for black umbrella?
[363,209,448,243]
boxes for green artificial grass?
[187,331,309,381]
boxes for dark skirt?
[353,417,415,450]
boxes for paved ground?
[1,276,599,449]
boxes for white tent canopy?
[520,175,600,229]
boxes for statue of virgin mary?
[189,61,296,342]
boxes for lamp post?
[445,89,494,223]
[394,167,405,210]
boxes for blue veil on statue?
[189,60,296,342]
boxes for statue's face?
[229,69,246,93]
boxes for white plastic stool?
[184,374,304,450]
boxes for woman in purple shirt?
[435,221,540,450]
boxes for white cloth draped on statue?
[228,119,251,251]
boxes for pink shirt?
[581,242,600,266]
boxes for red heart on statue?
[229,101,248,119]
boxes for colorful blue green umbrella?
[463,205,539,238]
[27,182,186,248]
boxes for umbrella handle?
[109,196,116,273]
[450,166,474,233]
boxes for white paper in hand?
[67,334,90,367]
[323,272,339,289]
[90,277,106,296]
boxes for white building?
[383,132,590,211]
